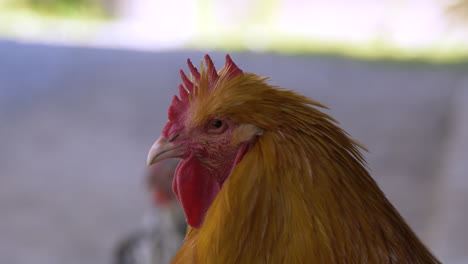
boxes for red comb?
[224,54,243,80]
[187,59,200,81]
[204,55,218,87]
[179,70,193,90]
[168,91,187,122]
[167,54,243,122]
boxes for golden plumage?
[170,56,440,264]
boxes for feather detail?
[169,55,440,264]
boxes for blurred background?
[1,0,468,263]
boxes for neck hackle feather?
[170,55,441,264]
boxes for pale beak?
[147,137,185,166]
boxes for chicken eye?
[213,120,223,128]
[207,120,227,134]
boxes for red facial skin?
[161,118,252,228]
[150,55,248,228]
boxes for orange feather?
[170,55,440,264]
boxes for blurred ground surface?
[0,40,467,264]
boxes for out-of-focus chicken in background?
[114,159,186,264]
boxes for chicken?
[114,159,186,264]
[146,159,183,210]
[146,55,441,263]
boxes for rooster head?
[147,55,265,228]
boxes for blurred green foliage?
[7,0,106,18]
[0,0,467,63]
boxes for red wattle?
[173,154,221,228]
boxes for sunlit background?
[1,0,468,264]
[1,0,468,59]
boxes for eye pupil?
[213,120,223,128]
